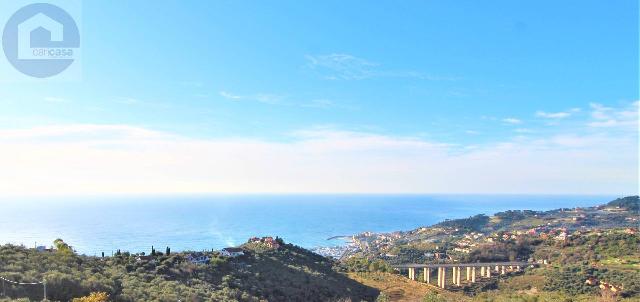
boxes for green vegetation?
[0,241,378,302]
[338,257,392,273]
[436,215,490,232]
[533,230,639,267]
[343,197,640,301]
[607,196,639,212]
[422,291,446,302]
[542,266,639,297]
[466,237,540,262]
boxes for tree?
[71,292,109,302]
[423,291,446,302]
[53,239,73,255]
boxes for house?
[220,247,244,257]
[136,255,155,263]
[262,237,280,249]
[35,246,55,252]
[554,232,568,241]
[248,236,281,249]
[186,253,210,265]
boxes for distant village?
[331,201,638,262]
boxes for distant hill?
[607,195,639,212]
[0,240,378,302]
[430,196,639,234]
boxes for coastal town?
[321,196,639,265]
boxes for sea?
[0,194,617,256]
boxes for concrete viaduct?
[392,262,533,289]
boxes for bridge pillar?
[456,267,461,285]
[471,267,476,283]
[516,265,520,271]
[451,267,456,285]
[441,267,446,288]
[409,268,415,280]
[437,267,441,288]
[466,266,470,281]
[495,265,499,272]
[424,268,430,284]
[501,266,506,275]
[480,266,485,277]
[486,266,491,278]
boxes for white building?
[186,253,210,265]
[220,247,244,257]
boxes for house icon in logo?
[2,2,80,78]
[17,12,64,60]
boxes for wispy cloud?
[219,91,242,100]
[536,111,570,119]
[305,53,458,81]
[219,91,353,110]
[219,91,284,105]
[502,118,522,124]
[300,99,358,110]
[305,54,377,80]
[0,121,635,195]
[112,97,171,110]
[587,101,638,129]
[43,96,69,103]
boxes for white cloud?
[219,91,283,104]
[305,53,457,81]
[43,96,68,103]
[0,122,636,196]
[305,54,377,80]
[502,118,522,124]
[536,111,571,119]
[219,91,242,100]
[587,101,638,129]
[253,94,283,105]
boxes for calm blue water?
[0,194,617,256]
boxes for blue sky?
[0,1,637,195]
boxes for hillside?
[344,196,639,264]
[336,196,640,301]
[0,239,378,302]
